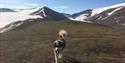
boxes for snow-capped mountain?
[71,3,125,27]
[0,7,42,33]
[87,3,125,28]
[0,8,15,12]
[90,3,125,16]
[71,3,125,20]
[0,3,125,33]
[31,6,68,20]
[71,9,92,22]
[0,6,68,33]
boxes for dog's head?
[59,29,68,39]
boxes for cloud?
[6,6,31,9]
[0,0,41,9]
[1,0,23,8]
[3,5,41,9]
[24,3,41,7]
[54,6,69,9]
[1,0,21,3]
[1,4,40,9]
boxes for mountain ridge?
[71,3,125,21]
[70,3,125,29]
[0,3,125,33]
[0,6,68,33]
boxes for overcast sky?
[0,0,124,14]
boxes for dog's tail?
[59,29,68,39]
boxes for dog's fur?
[53,30,67,63]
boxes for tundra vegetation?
[0,21,125,63]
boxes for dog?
[53,30,68,63]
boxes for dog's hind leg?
[54,49,58,63]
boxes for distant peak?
[34,6,49,9]
[42,6,52,10]
[42,6,48,8]
[31,6,51,12]
[0,8,15,12]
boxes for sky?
[0,0,124,14]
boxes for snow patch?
[74,14,88,21]
[0,7,43,29]
[69,17,92,23]
[108,7,122,15]
[0,22,24,33]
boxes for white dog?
[53,30,68,63]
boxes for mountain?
[71,3,125,28]
[71,9,92,21]
[31,6,68,20]
[0,8,15,12]
[0,6,68,33]
[0,3,125,33]
[87,4,125,28]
